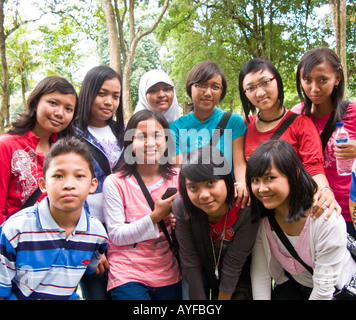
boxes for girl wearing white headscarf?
[134,69,181,124]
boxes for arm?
[102,176,160,246]
[232,136,249,208]
[250,222,273,300]
[0,226,16,299]
[219,207,259,297]
[309,213,347,300]
[311,173,341,219]
[173,197,207,300]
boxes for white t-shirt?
[88,125,122,169]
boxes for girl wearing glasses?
[170,60,249,207]
[239,59,339,218]
[134,69,181,124]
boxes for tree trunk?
[102,0,122,75]
[101,0,170,124]
[0,0,9,133]
[329,0,348,97]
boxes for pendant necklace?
[210,213,228,280]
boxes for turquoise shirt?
[169,107,247,172]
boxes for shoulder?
[291,103,304,114]
[1,207,38,240]
[88,216,108,240]
[311,209,346,238]
[170,112,194,130]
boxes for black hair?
[246,140,317,223]
[296,47,345,125]
[76,66,125,147]
[43,136,95,178]
[118,109,176,179]
[179,146,235,219]
[9,76,78,137]
[186,60,227,103]
[239,59,284,123]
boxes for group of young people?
[0,46,355,300]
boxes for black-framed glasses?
[244,77,276,94]
[193,83,223,92]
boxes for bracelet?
[321,186,334,194]
[234,182,239,186]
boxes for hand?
[234,182,250,208]
[312,187,341,220]
[150,192,178,224]
[169,212,176,230]
[333,140,356,160]
[95,254,110,274]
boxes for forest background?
[0,0,355,131]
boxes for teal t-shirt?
[169,107,247,172]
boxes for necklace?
[210,213,228,280]
[257,106,286,123]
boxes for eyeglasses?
[243,77,276,94]
[147,86,174,94]
[193,83,223,92]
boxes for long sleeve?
[102,175,160,246]
[173,197,207,299]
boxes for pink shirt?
[102,169,181,290]
[264,217,313,275]
[292,102,356,222]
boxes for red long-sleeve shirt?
[0,130,55,224]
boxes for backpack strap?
[210,113,231,146]
[21,187,42,210]
[320,101,349,151]
[269,113,298,141]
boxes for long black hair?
[9,76,78,137]
[76,66,125,147]
[179,146,235,219]
[246,140,318,223]
[296,47,345,125]
[239,59,284,123]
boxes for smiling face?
[242,69,279,114]
[39,152,98,218]
[300,61,341,107]
[132,118,167,165]
[146,82,174,112]
[250,163,290,214]
[33,91,76,137]
[89,77,121,127]
[191,75,223,121]
[185,178,229,223]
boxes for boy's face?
[39,152,97,216]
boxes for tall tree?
[101,0,170,122]
[330,0,348,95]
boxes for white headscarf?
[134,69,181,124]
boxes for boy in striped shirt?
[0,137,108,300]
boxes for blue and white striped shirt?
[0,198,108,300]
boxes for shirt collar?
[36,197,90,232]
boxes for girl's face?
[191,75,223,120]
[185,178,229,222]
[146,82,174,112]
[33,91,76,137]
[250,164,290,214]
[132,118,166,164]
[300,61,341,107]
[242,69,279,112]
[89,78,121,127]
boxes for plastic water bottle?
[334,122,353,176]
